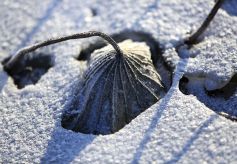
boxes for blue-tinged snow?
[0,0,237,163]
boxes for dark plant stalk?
[218,112,237,122]
[4,31,123,70]
[185,0,225,45]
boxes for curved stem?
[4,31,123,70]
[185,0,225,45]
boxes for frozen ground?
[0,0,237,163]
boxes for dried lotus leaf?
[62,40,166,134]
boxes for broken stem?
[4,31,123,70]
[185,0,225,45]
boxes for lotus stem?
[4,31,123,70]
[185,0,225,45]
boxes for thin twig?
[185,0,225,45]
[218,112,237,122]
[4,31,123,70]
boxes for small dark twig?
[218,112,237,122]
[4,31,123,70]
[185,0,225,45]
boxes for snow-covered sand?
[0,0,236,163]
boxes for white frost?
[0,0,237,163]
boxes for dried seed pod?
[62,40,166,134]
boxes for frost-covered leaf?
[62,40,166,134]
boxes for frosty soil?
[2,0,234,135]
[0,0,237,163]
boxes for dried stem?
[185,0,225,45]
[4,31,123,70]
[218,112,237,122]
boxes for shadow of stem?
[131,58,188,163]
[166,114,218,164]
